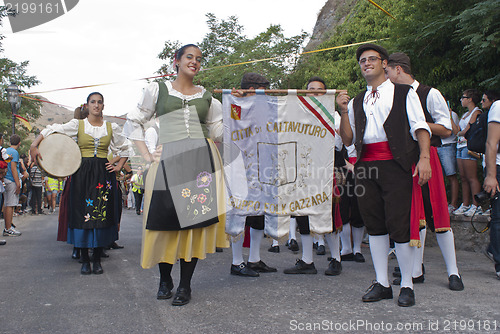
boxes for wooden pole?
[213,89,347,95]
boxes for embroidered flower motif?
[96,183,104,189]
[181,188,191,198]
[102,195,108,202]
[202,205,211,215]
[190,195,197,203]
[106,181,112,190]
[197,194,207,204]
[196,171,212,188]
[193,209,198,216]
[86,199,93,207]
[204,188,210,193]
[84,213,90,222]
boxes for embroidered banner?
[222,92,336,239]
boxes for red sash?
[360,142,394,161]
[410,147,451,246]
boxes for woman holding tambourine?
[30,92,131,275]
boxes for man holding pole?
[337,43,431,307]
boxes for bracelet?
[340,111,348,115]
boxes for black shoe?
[81,262,91,275]
[313,242,318,250]
[362,282,393,302]
[393,274,425,285]
[230,263,259,277]
[215,247,223,252]
[448,274,464,291]
[397,287,415,307]
[325,259,342,276]
[157,281,174,300]
[284,259,317,274]
[268,245,280,253]
[71,248,80,260]
[341,253,354,261]
[0,240,5,245]
[136,211,141,215]
[109,242,124,249]
[93,262,103,275]
[288,239,299,252]
[172,288,191,306]
[247,260,277,273]
[316,245,326,255]
[354,253,365,263]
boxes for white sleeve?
[206,97,223,142]
[406,89,431,140]
[40,119,79,138]
[144,127,158,154]
[427,88,452,130]
[122,82,159,141]
[347,99,356,145]
[109,122,133,157]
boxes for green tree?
[157,13,308,94]
[0,6,41,150]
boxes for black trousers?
[354,160,412,243]
[133,191,143,213]
[30,186,43,213]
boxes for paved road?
[1,209,499,334]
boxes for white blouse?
[40,118,132,157]
[347,79,430,144]
[123,82,223,143]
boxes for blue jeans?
[489,165,500,273]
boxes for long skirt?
[65,157,120,248]
[141,138,228,268]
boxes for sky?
[0,0,327,116]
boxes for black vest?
[352,83,418,172]
[416,84,442,147]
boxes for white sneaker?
[464,204,479,217]
[3,227,21,236]
[482,208,491,216]
[453,203,470,215]
[448,204,457,214]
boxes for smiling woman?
[124,44,228,307]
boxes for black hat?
[388,52,412,74]
[241,73,270,89]
[356,43,389,61]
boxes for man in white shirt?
[385,52,464,291]
[337,43,432,307]
[483,100,500,279]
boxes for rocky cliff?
[305,0,358,51]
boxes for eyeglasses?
[460,96,470,100]
[358,56,382,65]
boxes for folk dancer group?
[32,43,474,307]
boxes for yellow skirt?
[140,139,229,268]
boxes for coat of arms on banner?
[222,93,338,239]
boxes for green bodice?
[78,120,112,158]
[155,82,212,143]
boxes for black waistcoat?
[352,83,418,172]
[416,84,442,147]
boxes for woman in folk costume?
[123,44,228,306]
[30,92,130,275]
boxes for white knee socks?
[412,228,426,277]
[231,237,244,266]
[248,228,264,263]
[340,223,352,255]
[324,232,341,261]
[352,226,364,254]
[368,234,390,287]
[436,230,459,277]
[301,234,314,264]
[395,242,415,289]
